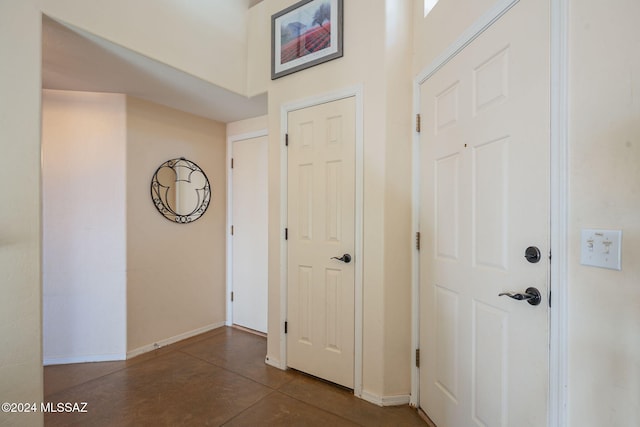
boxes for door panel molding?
[416,0,521,86]
[411,1,569,425]
[280,85,364,396]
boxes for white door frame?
[226,129,269,327]
[410,0,569,425]
[279,85,364,397]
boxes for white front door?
[231,135,268,333]
[287,97,356,389]
[418,1,550,425]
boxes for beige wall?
[226,115,268,137]
[382,0,414,396]
[42,90,127,364]
[261,0,414,400]
[0,2,43,426]
[126,97,227,353]
[568,0,640,424]
[41,91,226,361]
[246,2,269,97]
[41,0,252,95]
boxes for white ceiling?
[42,16,267,123]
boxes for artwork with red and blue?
[272,0,343,79]
[280,1,332,64]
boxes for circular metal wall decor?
[150,158,211,223]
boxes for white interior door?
[231,135,268,333]
[287,97,356,389]
[418,1,550,425]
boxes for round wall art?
[150,157,211,223]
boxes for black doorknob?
[330,253,352,263]
[498,287,542,306]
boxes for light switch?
[580,229,622,270]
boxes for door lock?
[525,246,541,263]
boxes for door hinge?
[231,225,234,236]
[416,232,421,251]
[231,158,234,169]
[416,114,421,133]
[285,133,289,147]
[284,321,288,334]
[415,348,420,368]
[231,291,234,302]
[285,228,288,240]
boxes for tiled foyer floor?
[44,327,426,426]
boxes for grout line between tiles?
[273,389,367,426]
[175,347,296,392]
[43,328,228,398]
[216,389,279,426]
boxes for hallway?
[44,327,425,426]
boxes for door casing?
[278,86,364,397]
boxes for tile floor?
[44,327,426,426]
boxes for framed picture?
[271,0,343,80]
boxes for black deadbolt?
[525,246,541,263]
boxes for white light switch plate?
[580,229,622,270]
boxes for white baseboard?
[126,322,225,359]
[361,391,411,407]
[44,352,126,366]
[264,356,283,370]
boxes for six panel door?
[419,0,551,425]
[287,97,356,389]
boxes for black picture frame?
[271,0,344,80]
